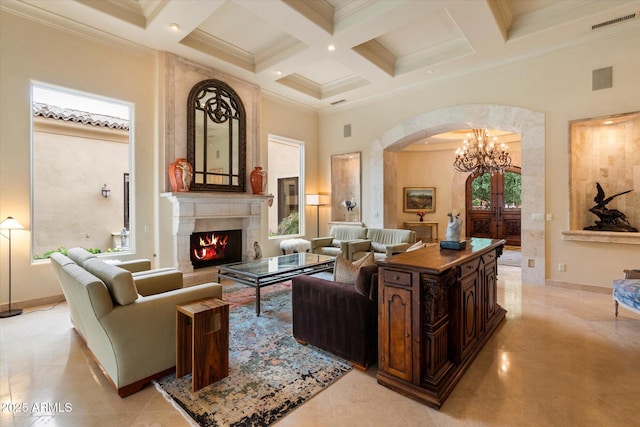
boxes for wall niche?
[566,111,640,243]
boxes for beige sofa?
[349,228,416,261]
[50,248,222,397]
[310,225,368,258]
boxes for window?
[31,83,133,259]
[267,135,304,237]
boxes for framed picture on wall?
[403,187,436,213]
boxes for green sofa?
[50,248,222,397]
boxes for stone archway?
[366,104,545,285]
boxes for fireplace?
[190,230,242,269]
[161,192,272,286]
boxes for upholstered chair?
[310,225,368,258]
[51,248,222,397]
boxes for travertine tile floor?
[1,266,639,427]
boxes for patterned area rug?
[155,282,352,427]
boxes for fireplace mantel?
[162,192,273,217]
[161,192,273,280]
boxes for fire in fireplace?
[190,230,242,269]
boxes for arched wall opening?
[366,104,545,285]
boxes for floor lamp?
[306,194,329,237]
[0,216,24,318]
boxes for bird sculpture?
[584,183,637,232]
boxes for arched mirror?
[187,79,246,192]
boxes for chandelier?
[453,129,512,176]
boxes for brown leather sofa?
[291,264,378,369]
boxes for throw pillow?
[371,241,386,253]
[406,240,425,252]
[84,258,139,305]
[355,264,379,299]
[333,251,375,284]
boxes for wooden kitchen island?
[376,238,506,409]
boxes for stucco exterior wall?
[32,118,129,255]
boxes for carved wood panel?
[460,272,479,360]
[381,286,412,381]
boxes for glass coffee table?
[217,253,335,315]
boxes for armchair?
[292,263,378,369]
[613,269,640,316]
[349,228,416,261]
[51,248,222,397]
[310,225,367,258]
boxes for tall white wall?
[0,10,320,307]
[0,11,157,306]
[318,30,640,288]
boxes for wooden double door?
[465,167,521,246]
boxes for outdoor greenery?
[503,171,522,207]
[276,211,299,235]
[471,173,492,209]
[33,246,102,260]
[471,171,521,209]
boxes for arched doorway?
[466,167,521,246]
[367,104,545,285]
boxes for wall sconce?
[101,184,111,198]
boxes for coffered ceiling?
[3,0,639,111]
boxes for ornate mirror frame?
[187,79,246,192]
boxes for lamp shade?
[0,217,24,230]
[306,194,330,206]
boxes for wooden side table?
[404,221,439,241]
[176,298,229,392]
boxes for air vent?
[591,12,637,30]
[330,99,346,105]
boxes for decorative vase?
[169,158,193,192]
[250,166,267,195]
[419,216,424,222]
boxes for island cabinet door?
[458,272,480,360]
[481,253,499,327]
[380,285,413,381]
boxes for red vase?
[169,158,193,192]
[250,166,267,195]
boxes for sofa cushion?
[333,252,375,284]
[68,247,98,266]
[331,226,367,241]
[314,246,343,257]
[366,228,415,254]
[83,258,138,305]
[370,241,386,253]
[355,264,379,300]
